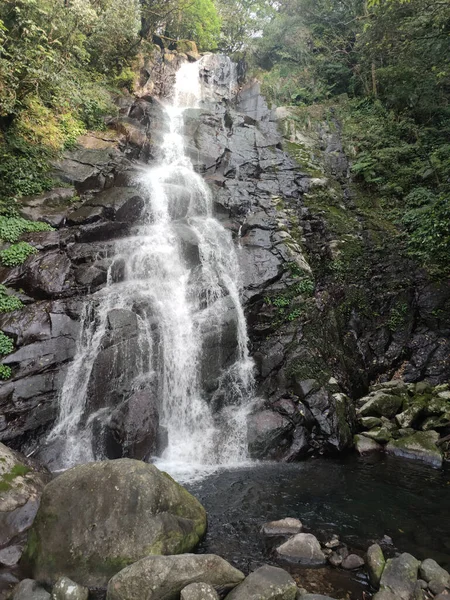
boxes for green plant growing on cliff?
[0,331,14,380]
[294,278,315,296]
[0,216,52,243]
[0,242,37,267]
[388,303,408,331]
[0,365,12,380]
[0,331,14,356]
[0,286,23,313]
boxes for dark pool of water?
[187,454,450,597]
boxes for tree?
[164,0,221,50]
[216,0,275,54]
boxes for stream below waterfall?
[186,455,450,597]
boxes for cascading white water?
[47,59,255,480]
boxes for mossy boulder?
[379,553,420,600]
[367,544,385,588]
[360,416,382,429]
[386,431,442,468]
[395,397,427,429]
[358,392,403,419]
[421,413,450,431]
[106,554,244,600]
[362,427,392,444]
[23,459,207,588]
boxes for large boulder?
[23,460,207,588]
[0,443,50,549]
[106,554,245,600]
[225,565,298,600]
[379,553,420,600]
[386,431,443,468]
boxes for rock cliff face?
[0,49,449,463]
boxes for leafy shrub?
[0,286,23,313]
[0,364,12,380]
[0,242,37,267]
[0,331,14,356]
[0,216,53,243]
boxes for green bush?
[0,242,38,267]
[0,331,14,356]
[0,364,12,380]
[0,286,23,313]
[0,216,53,243]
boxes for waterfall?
[46,58,255,480]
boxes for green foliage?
[165,0,221,50]
[0,286,23,313]
[216,0,275,54]
[294,278,315,296]
[0,364,12,380]
[402,193,450,271]
[0,331,14,356]
[0,242,37,267]
[388,303,408,331]
[0,216,52,243]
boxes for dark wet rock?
[19,188,76,228]
[247,410,293,459]
[379,553,421,600]
[225,565,298,600]
[181,582,219,600]
[51,577,89,600]
[275,533,326,565]
[15,251,73,299]
[261,518,303,536]
[367,544,386,588]
[0,442,50,548]
[53,147,121,194]
[106,389,159,460]
[341,554,365,570]
[106,554,244,600]
[11,579,50,600]
[386,431,442,468]
[283,426,310,461]
[23,460,207,587]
